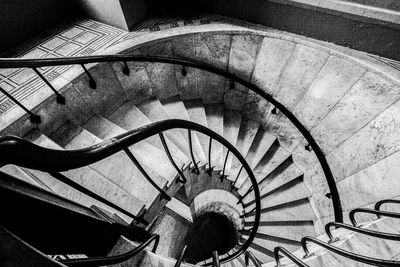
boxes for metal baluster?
[220,150,230,181]
[174,245,188,267]
[0,86,41,123]
[231,165,244,192]
[122,61,130,75]
[181,65,187,76]
[206,137,213,176]
[212,251,220,267]
[123,148,171,201]
[81,64,96,89]
[159,132,187,184]
[188,129,200,174]
[33,68,65,104]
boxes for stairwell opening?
[183,211,238,264]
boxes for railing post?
[33,68,66,104]
[206,137,213,177]
[159,132,187,184]
[122,61,130,76]
[0,86,41,123]
[123,148,171,201]
[212,251,220,267]
[188,129,200,174]
[80,64,96,89]
[174,245,187,267]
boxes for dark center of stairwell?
[183,212,238,264]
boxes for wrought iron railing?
[0,119,261,265]
[0,55,342,223]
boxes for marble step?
[136,97,192,159]
[82,115,180,185]
[246,242,274,263]
[183,99,210,157]
[246,198,317,222]
[24,131,144,222]
[107,100,188,165]
[161,95,207,163]
[0,165,50,190]
[204,103,225,170]
[244,233,301,257]
[238,140,291,195]
[222,109,242,176]
[232,128,275,188]
[256,221,316,243]
[80,115,169,208]
[228,119,260,182]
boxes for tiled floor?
[0,15,223,117]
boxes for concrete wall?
[0,0,76,53]
[76,0,147,31]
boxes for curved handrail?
[325,222,400,243]
[244,251,261,267]
[58,234,159,266]
[0,54,342,223]
[0,119,261,265]
[375,199,400,216]
[301,236,400,267]
[274,246,309,267]
[349,208,400,227]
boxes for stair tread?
[238,141,291,195]
[80,115,170,207]
[136,97,192,158]
[161,96,207,163]
[204,103,224,170]
[81,115,179,185]
[107,100,189,165]
[223,109,242,176]
[25,132,144,222]
[0,165,49,190]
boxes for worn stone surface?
[294,56,366,130]
[327,98,400,181]
[204,104,224,170]
[312,71,400,153]
[222,109,242,176]
[71,62,128,117]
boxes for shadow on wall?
[0,0,81,54]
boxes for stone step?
[24,130,144,222]
[204,103,224,170]
[161,95,207,163]
[228,119,260,182]
[256,222,316,243]
[82,115,178,186]
[245,233,301,257]
[238,140,291,195]
[81,115,168,208]
[107,100,188,165]
[0,165,50,190]
[246,198,317,222]
[222,109,242,176]
[136,97,192,159]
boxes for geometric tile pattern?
[0,15,225,116]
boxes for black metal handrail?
[58,234,159,266]
[325,221,400,243]
[0,55,341,222]
[375,199,400,216]
[301,236,400,267]
[174,245,188,267]
[350,208,400,227]
[274,246,309,267]
[244,251,262,267]
[0,119,261,265]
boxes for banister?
[0,54,341,223]
[58,234,159,266]
[0,119,261,265]
[274,246,309,267]
[375,199,400,217]
[244,251,261,267]
[301,236,400,267]
[325,221,400,243]
[350,208,400,227]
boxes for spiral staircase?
[1,16,400,266]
